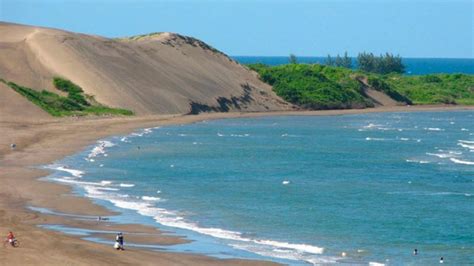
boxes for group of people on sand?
[413,248,444,264]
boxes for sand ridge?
[0,22,293,117]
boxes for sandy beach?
[1,105,473,265]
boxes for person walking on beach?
[115,232,124,250]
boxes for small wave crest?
[130,127,155,138]
[458,140,474,151]
[366,137,386,141]
[141,196,161,201]
[86,140,115,161]
[424,127,444,131]
[426,152,455,159]
[47,165,84,178]
[406,159,430,164]
[450,158,474,165]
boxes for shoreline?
[1,105,473,265]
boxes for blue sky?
[1,0,472,58]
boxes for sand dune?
[0,22,292,117]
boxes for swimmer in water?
[440,257,444,263]
[413,248,418,255]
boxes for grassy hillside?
[248,63,474,109]
[248,63,372,109]
[1,78,133,117]
[382,74,474,105]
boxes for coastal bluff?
[0,22,292,118]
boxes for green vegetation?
[248,63,474,109]
[53,77,90,106]
[249,63,372,109]
[383,74,474,105]
[118,32,164,41]
[325,52,405,74]
[357,53,405,74]
[2,78,133,117]
[326,52,352,69]
[289,54,298,64]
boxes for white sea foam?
[129,128,154,138]
[399,137,410,141]
[369,262,385,266]
[426,152,454,159]
[363,123,384,129]
[229,242,337,265]
[141,196,161,201]
[86,140,115,161]
[406,159,430,164]
[424,127,444,131]
[458,142,474,150]
[366,137,386,141]
[281,133,298,137]
[100,180,112,185]
[450,158,474,165]
[48,165,84,178]
[388,191,471,197]
[217,133,224,137]
[461,128,469,131]
[282,180,290,185]
[119,183,135,188]
[52,178,113,187]
[230,133,250,137]
[59,180,329,265]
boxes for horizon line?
[231,55,474,60]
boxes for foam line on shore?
[49,154,334,265]
[46,165,85,178]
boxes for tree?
[357,52,404,74]
[341,52,352,69]
[331,52,352,69]
[289,54,298,64]
[357,52,376,72]
[334,54,343,67]
[326,54,335,66]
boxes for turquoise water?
[233,56,474,75]
[47,111,474,265]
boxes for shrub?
[5,79,133,116]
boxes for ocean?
[45,111,474,265]
[232,56,474,75]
